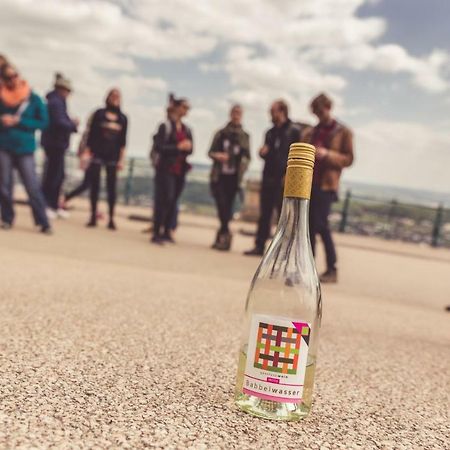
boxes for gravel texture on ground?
[0,203,449,449]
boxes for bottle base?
[235,393,310,421]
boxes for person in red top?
[151,96,193,244]
[303,93,354,283]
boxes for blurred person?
[41,73,78,219]
[63,113,94,205]
[303,93,354,283]
[151,96,193,244]
[244,100,302,256]
[209,104,250,251]
[83,88,127,230]
[0,63,51,233]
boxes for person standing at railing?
[209,104,250,251]
[41,73,78,220]
[303,93,354,283]
[244,100,303,256]
[83,88,127,230]
[151,96,193,244]
[0,63,51,233]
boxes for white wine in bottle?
[235,143,322,421]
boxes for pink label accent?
[243,387,302,404]
[292,321,309,333]
[267,377,279,384]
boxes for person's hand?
[178,139,192,152]
[72,117,80,128]
[117,159,125,171]
[79,152,91,170]
[1,114,19,127]
[316,147,329,160]
[214,152,229,163]
[259,145,269,157]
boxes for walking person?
[83,88,127,230]
[209,104,250,251]
[303,93,354,283]
[151,96,193,244]
[244,100,303,256]
[63,113,94,206]
[0,63,51,233]
[41,73,78,219]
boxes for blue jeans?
[0,150,49,227]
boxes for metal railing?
[39,153,450,248]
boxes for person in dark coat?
[244,100,303,256]
[83,88,127,230]
[41,73,78,218]
[151,96,193,244]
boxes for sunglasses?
[3,73,18,82]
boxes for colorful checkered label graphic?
[253,322,310,374]
[243,314,311,403]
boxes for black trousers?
[309,187,337,271]
[153,171,185,236]
[89,160,117,220]
[255,178,283,250]
[65,164,93,201]
[211,174,239,233]
[42,147,66,210]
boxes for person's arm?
[259,130,271,159]
[208,130,224,161]
[183,126,194,155]
[17,96,49,131]
[48,98,77,133]
[240,132,251,173]
[117,115,128,170]
[154,123,179,157]
[324,128,354,169]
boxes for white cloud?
[1,0,449,191]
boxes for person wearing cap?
[244,100,302,256]
[0,63,51,233]
[41,73,79,219]
[303,93,354,283]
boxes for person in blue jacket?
[41,73,78,219]
[0,63,51,233]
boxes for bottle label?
[243,314,311,403]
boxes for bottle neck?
[275,196,310,249]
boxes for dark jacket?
[302,120,354,192]
[261,119,302,182]
[0,92,48,155]
[41,90,77,151]
[208,122,250,184]
[152,120,193,173]
[87,107,128,162]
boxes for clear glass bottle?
[235,143,322,421]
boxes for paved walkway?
[0,203,449,449]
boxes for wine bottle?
[235,142,322,421]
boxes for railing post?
[431,203,443,247]
[124,158,135,205]
[339,189,351,233]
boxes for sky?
[1,0,449,193]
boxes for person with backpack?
[83,88,127,230]
[303,93,354,283]
[244,100,303,256]
[151,96,193,244]
[41,73,78,219]
[0,63,51,233]
[209,104,250,251]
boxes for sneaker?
[46,208,57,220]
[215,232,232,251]
[1,222,12,230]
[244,246,264,256]
[319,268,338,283]
[57,208,70,219]
[86,219,97,228]
[107,220,117,231]
[40,225,53,235]
[151,235,165,245]
[161,233,175,244]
